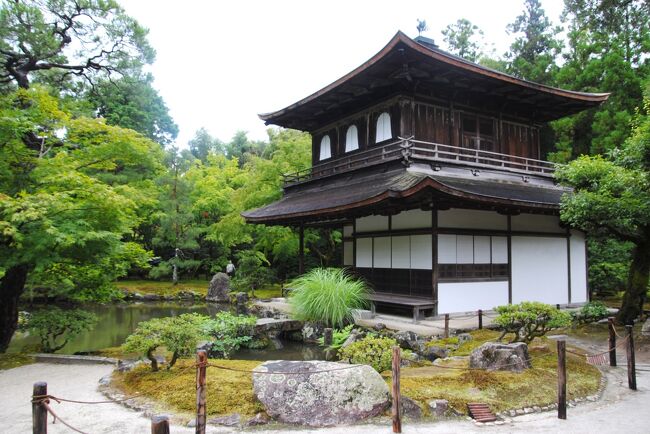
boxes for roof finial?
[416,19,428,36]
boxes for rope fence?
[30,318,640,434]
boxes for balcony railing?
[283,137,556,187]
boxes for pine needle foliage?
[288,268,370,327]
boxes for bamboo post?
[608,317,617,367]
[151,415,170,434]
[626,325,637,391]
[444,314,450,338]
[391,346,402,433]
[478,309,483,330]
[196,350,207,434]
[32,382,47,434]
[557,340,567,420]
[323,328,333,346]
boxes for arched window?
[319,135,331,160]
[345,125,359,152]
[376,112,392,143]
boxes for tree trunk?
[0,264,30,352]
[618,238,650,325]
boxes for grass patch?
[116,279,210,297]
[111,359,264,417]
[388,341,600,416]
[0,353,35,370]
[252,284,283,299]
[450,329,502,356]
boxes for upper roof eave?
[258,31,610,125]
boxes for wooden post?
[32,382,47,434]
[608,317,617,367]
[391,346,402,433]
[298,223,305,275]
[626,325,637,391]
[557,340,567,420]
[478,309,483,330]
[151,415,170,434]
[444,314,449,338]
[196,350,207,434]
[323,328,333,346]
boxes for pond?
[8,302,326,361]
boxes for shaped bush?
[494,301,572,343]
[24,307,97,353]
[338,335,398,372]
[289,268,369,327]
[571,301,610,325]
[203,311,258,358]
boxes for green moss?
[115,279,210,297]
[450,329,502,356]
[253,284,283,299]
[111,359,264,417]
[0,353,35,370]
[385,345,601,416]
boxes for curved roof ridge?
[259,31,609,123]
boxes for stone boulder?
[206,272,231,302]
[400,396,422,420]
[301,322,324,343]
[252,360,390,427]
[420,345,449,361]
[469,342,531,372]
[393,330,423,351]
[427,399,449,417]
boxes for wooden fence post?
[626,325,637,391]
[444,314,450,338]
[391,346,402,433]
[151,415,170,434]
[32,382,47,434]
[323,328,333,347]
[196,350,207,434]
[478,309,483,330]
[608,317,617,367]
[557,340,567,420]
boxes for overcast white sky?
[122,0,565,147]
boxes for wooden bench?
[367,293,437,324]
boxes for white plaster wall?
[457,235,474,263]
[343,241,353,266]
[392,209,431,230]
[511,213,564,233]
[391,236,410,269]
[356,238,372,267]
[438,208,507,230]
[511,236,568,304]
[492,236,508,263]
[356,215,388,232]
[570,230,588,303]
[410,235,432,269]
[438,234,457,264]
[373,237,391,268]
[438,281,509,313]
[474,236,491,263]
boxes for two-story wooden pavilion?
[242,32,609,320]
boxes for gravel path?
[1,358,648,433]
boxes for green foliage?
[123,313,211,371]
[317,324,354,350]
[25,307,97,353]
[588,238,632,296]
[441,19,485,63]
[203,312,257,358]
[231,250,276,295]
[288,268,369,327]
[338,336,397,373]
[572,302,610,325]
[494,302,572,343]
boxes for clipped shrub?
[571,301,610,325]
[338,335,398,372]
[494,301,572,343]
[317,324,354,350]
[25,307,97,353]
[123,313,210,371]
[203,312,258,358]
[289,268,369,327]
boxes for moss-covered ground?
[111,359,264,417]
[115,280,283,299]
[112,329,601,419]
[0,353,35,370]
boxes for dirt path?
[1,339,649,434]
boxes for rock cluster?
[469,342,531,372]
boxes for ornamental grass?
[288,268,370,328]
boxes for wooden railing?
[283,137,556,187]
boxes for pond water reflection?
[9,302,326,361]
